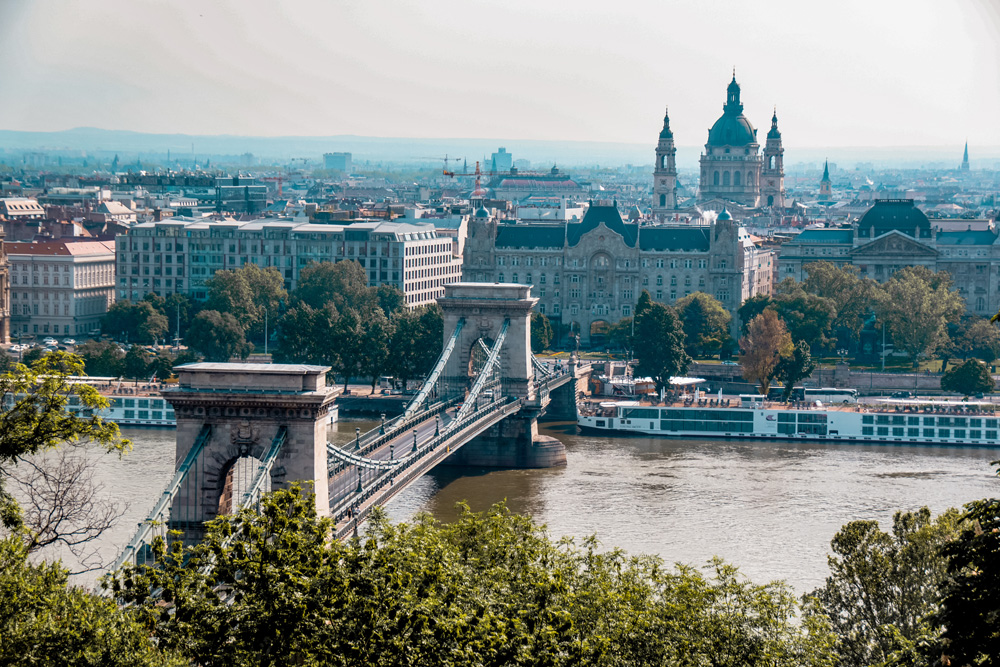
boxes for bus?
[766,385,804,401]
[803,387,858,404]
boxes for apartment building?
[116,218,463,307]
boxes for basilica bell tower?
[760,108,785,209]
[652,107,678,218]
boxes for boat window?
[938,429,950,438]
[923,428,935,437]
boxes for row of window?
[495,256,720,270]
[863,415,999,428]
[861,426,998,440]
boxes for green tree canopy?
[205,264,287,341]
[387,305,443,387]
[633,292,690,392]
[772,339,816,401]
[530,311,554,353]
[108,486,834,666]
[739,310,793,395]
[675,291,731,357]
[294,260,372,312]
[801,261,878,340]
[772,279,837,351]
[738,294,773,335]
[807,507,961,667]
[75,341,125,377]
[951,316,1000,362]
[186,310,252,362]
[874,266,964,364]
[940,358,995,397]
[122,346,150,380]
[100,300,167,345]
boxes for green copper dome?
[706,75,758,147]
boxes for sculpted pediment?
[852,231,937,258]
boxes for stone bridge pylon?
[163,363,337,544]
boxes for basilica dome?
[706,75,758,148]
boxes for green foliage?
[940,358,995,396]
[387,305,444,386]
[122,346,150,380]
[148,353,176,381]
[101,300,168,344]
[929,498,1000,665]
[75,340,125,377]
[531,311,553,353]
[951,316,1000,362]
[875,266,964,364]
[0,352,127,532]
[772,279,837,351]
[739,310,793,395]
[108,487,833,666]
[675,291,731,357]
[738,294,773,335]
[295,260,373,312]
[773,339,816,400]
[186,310,252,362]
[633,291,690,392]
[801,261,878,340]
[205,264,287,342]
[807,507,962,667]
[0,535,179,666]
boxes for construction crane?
[418,155,464,177]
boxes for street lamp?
[356,467,363,493]
[389,444,394,461]
[354,427,360,450]
[379,413,386,435]
[412,428,418,453]
[435,415,440,436]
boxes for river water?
[62,421,1000,593]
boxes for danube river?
[71,421,1000,593]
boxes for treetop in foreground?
[108,486,833,667]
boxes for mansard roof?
[495,224,564,249]
[794,229,853,244]
[638,227,711,252]
[936,230,998,245]
[567,204,637,247]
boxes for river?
[59,420,1000,593]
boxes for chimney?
[153,208,162,222]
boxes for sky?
[1,0,999,149]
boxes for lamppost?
[389,444,394,461]
[435,415,440,436]
[354,427,360,451]
[379,413,386,435]
[356,467,363,493]
[412,428,418,453]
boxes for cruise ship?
[579,392,1000,448]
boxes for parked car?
[890,390,913,399]
[42,337,58,346]
[61,338,76,346]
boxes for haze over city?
[1,0,999,166]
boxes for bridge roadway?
[327,369,581,540]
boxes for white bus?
[804,387,858,404]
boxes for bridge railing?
[105,424,213,577]
[332,395,521,538]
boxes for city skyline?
[1,0,999,150]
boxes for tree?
[0,352,127,534]
[374,284,406,318]
[801,261,878,341]
[358,305,393,390]
[531,311,554,353]
[772,280,837,351]
[206,265,287,341]
[927,498,1000,666]
[874,267,964,365]
[0,536,178,666]
[186,310,252,362]
[101,300,165,344]
[633,294,690,392]
[148,352,176,381]
[294,260,371,312]
[273,304,329,365]
[940,358,995,397]
[773,340,816,401]
[164,293,194,342]
[108,486,835,667]
[608,317,634,354]
[75,340,125,377]
[10,448,127,572]
[387,305,443,387]
[122,346,150,380]
[739,310,793,396]
[738,294,773,335]
[807,507,962,667]
[675,291,731,357]
[952,316,1000,362]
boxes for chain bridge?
[110,283,591,570]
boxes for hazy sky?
[1,0,998,148]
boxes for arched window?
[713,171,720,186]
[660,155,666,169]
[722,171,730,186]
[747,171,754,186]
[767,156,774,169]
[767,195,774,207]
[733,171,741,186]
[659,194,666,207]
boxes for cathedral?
[653,73,785,218]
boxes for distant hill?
[0,127,996,169]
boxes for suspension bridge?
[110,283,591,570]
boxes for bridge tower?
[439,282,565,467]
[163,363,337,544]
